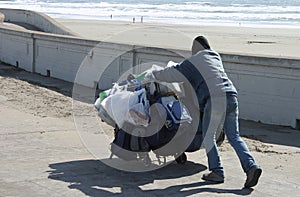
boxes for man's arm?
[152,60,193,83]
[152,65,182,83]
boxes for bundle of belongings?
[94,63,224,166]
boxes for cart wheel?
[175,153,187,164]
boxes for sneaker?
[244,166,262,188]
[202,171,224,183]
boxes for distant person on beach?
[145,36,262,188]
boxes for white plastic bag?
[98,83,128,102]
[128,102,149,127]
[101,90,131,128]
[127,89,149,127]
[94,97,101,110]
[100,88,149,128]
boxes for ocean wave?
[1,0,300,27]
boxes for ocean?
[1,0,300,28]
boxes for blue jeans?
[202,95,258,177]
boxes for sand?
[57,18,300,59]
[0,77,72,118]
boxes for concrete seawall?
[0,10,299,129]
[0,8,78,36]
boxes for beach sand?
[57,18,300,59]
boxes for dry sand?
[0,77,72,118]
[57,18,300,59]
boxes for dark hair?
[193,36,210,50]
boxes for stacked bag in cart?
[94,64,197,164]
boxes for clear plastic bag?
[100,88,150,128]
[128,102,149,127]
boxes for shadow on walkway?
[48,159,253,196]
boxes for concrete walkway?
[0,63,299,196]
